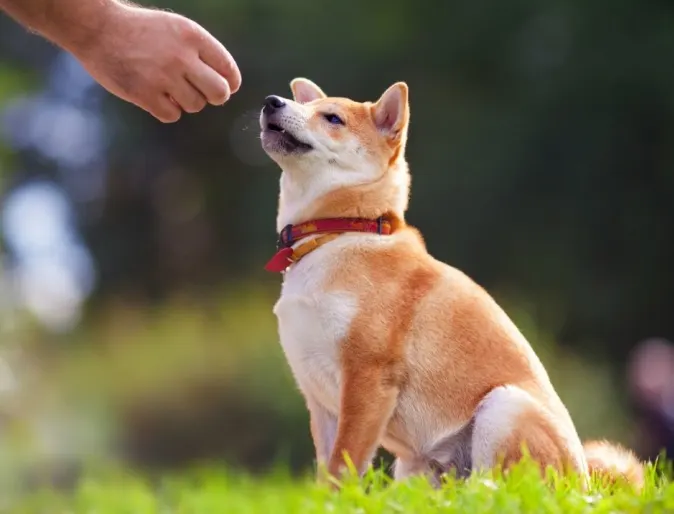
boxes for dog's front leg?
[326,363,400,480]
[306,396,337,470]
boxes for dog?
[258,78,644,490]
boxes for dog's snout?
[263,95,286,114]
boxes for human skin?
[0,0,242,122]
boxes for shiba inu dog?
[258,78,644,489]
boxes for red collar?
[265,217,393,273]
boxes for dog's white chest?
[273,263,357,414]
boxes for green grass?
[9,458,674,514]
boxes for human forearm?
[0,0,131,52]
[0,0,241,122]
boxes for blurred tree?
[1,0,674,457]
[2,0,674,479]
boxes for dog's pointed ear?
[372,82,409,143]
[290,78,327,104]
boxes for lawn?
[10,458,674,514]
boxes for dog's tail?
[583,439,645,490]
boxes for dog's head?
[260,79,411,227]
[260,78,409,168]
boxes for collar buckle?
[277,224,294,250]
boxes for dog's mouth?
[263,122,313,152]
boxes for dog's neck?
[276,160,411,232]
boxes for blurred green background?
[1,0,674,496]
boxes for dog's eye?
[323,113,344,125]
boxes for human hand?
[71,4,241,122]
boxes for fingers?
[167,77,208,114]
[148,65,228,122]
[195,28,242,94]
[124,14,241,122]
[186,62,231,106]
[151,94,182,123]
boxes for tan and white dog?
[259,78,644,489]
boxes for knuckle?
[167,53,188,72]
[177,18,200,45]
[158,76,177,93]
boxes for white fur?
[277,164,378,232]
[273,234,395,409]
[273,234,399,454]
[305,396,338,464]
[273,242,345,465]
[260,97,407,231]
[262,88,415,469]
[471,386,588,475]
[275,231,480,477]
[291,78,326,104]
[273,263,355,414]
[471,386,539,469]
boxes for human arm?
[0,0,242,122]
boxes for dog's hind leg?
[470,385,586,477]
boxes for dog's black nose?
[263,95,286,113]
